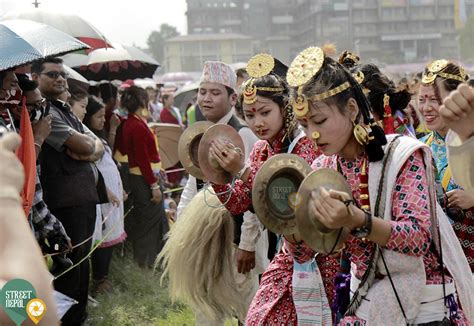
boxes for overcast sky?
[0,0,188,47]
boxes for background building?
[164,33,254,72]
[179,0,474,71]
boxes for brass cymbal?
[252,154,312,235]
[198,124,245,185]
[178,121,213,180]
[295,168,352,254]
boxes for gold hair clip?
[292,88,309,117]
[287,47,325,88]
[310,82,351,102]
[353,71,365,84]
[247,53,275,78]
[242,54,285,104]
[422,59,466,85]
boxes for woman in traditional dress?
[121,86,168,268]
[418,60,474,273]
[208,54,337,325]
[286,46,472,325]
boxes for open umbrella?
[64,43,160,81]
[0,19,89,71]
[2,9,111,52]
[148,123,183,170]
[64,65,90,91]
[174,81,199,113]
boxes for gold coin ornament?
[246,53,275,78]
[353,71,365,84]
[292,92,309,117]
[243,80,258,105]
[287,47,325,87]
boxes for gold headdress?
[287,46,362,117]
[422,59,467,85]
[242,54,284,105]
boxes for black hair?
[69,86,89,106]
[299,56,387,162]
[121,86,148,113]
[98,83,118,103]
[83,96,106,138]
[31,57,63,74]
[360,64,412,119]
[225,86,234,96]
[88,85,100,97]
[18,75,38,93]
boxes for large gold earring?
[311,131,320,140]
[141,108,149,117]
[353,121,369,145]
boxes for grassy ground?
[87,246,237,326]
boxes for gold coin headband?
[287,47,365,117]
[243,53,285,105]
[422,59,467,85]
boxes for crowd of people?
[1,42,474,326]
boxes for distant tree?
[147,24,180,63]
[460,14,474,62]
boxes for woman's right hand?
[209,139,244,175]
[151,187,162,204]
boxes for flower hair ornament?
[242,53,285,105]
[421,59,467,85]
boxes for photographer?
[12,75,73,258]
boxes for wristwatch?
[350,209,372,239]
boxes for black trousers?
[91,246,114,281]
[126,174,169,267]
[51,204,96,326]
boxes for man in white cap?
[177,61,266,325]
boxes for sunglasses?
[41,71,68,79]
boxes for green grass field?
[86,246,237,326]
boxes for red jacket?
[122,114,161,185]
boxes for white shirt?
[177,109,262,254]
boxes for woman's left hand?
[209,139,243,175]
[309,188,363,230]
[447,189,474,210]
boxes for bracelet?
[150,183,160,190]
[34,142,42,148]
[235,165,248,180]
[0,188,22,203]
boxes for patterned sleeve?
[384,150,432,256]
[211,142,263,215]
[292,136,320,165]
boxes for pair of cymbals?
[252,154,352,254]
[178,121,245,185]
